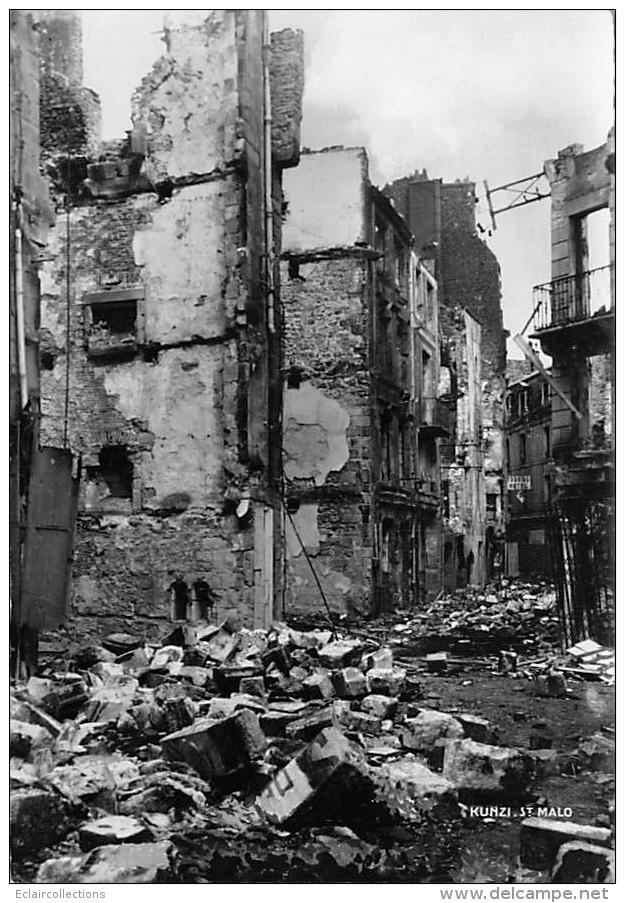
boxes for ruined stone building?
[526,134,615,644]
[281,147,446,617]
[504,361,552,578]
[387,172,507,587]
[31,10,303,653]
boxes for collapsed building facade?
[19,10,304,655]
[524,135,615,645]
[387,173,507,588]
[281,147,445,617]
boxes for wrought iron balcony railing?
[531,265,612,332]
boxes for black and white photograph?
[9,7,616,890]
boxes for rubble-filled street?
[10,8,615,889]
[10,581,614,884]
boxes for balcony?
[530,266,614,355]
[418,397,452,437]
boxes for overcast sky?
[81,10,614,358]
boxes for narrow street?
[11,580,614,883]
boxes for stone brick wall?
[281,256,373,616]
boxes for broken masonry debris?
[550,841,615,884]
[519,816,612,871]
[255,726,377,826]
[442,738,533,801]
[161,709,267,780]
[78,815,154,851]
[36,841,176,884]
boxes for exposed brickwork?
[281,256,372,615]
[270,29,304,169]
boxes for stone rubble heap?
[10,596,614,884]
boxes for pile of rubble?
[379,581,561,657]
[10,612,614,884]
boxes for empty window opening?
[519,433,527,466]
[517,389,528,417]
[541,382,550,407]
[192,580,213,621]
[544,426,551,458]
[40,351,55,370]
[170,579,190,621]
[91,299,137,336]
[286,366,304,389]
[156,179,174,203]
[572,207,611,317]
[486,493,497,518]
[98,445,133,498]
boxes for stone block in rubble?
[214,663,264,695]
[162,694,196,733]
[284,702,349,743]
[256,727,377,826]
[116,646,151,673]
[72,644,117,669]
[362,647,393,671]
[456,713,497,745]
[44,755,140,810]
[79,815,154,851]
[10,719,54,758]
[260,644,291,675]
[25,676,60,715]
[373,757,459,822]
[302,671,334,700]
[443,739,533,800]
[119,776,205,816]
[535,671,568,697]
[10,789,72,857]
[551,841,615,883]
[576,733,615,773]
[197,625,238,663]
[239,675,266,697]
[296,629,333,650]
[520,816,612,871]
[53,674,91,719]
[203,694,265,720]
[401,709,464,756]
[361,694,398,720]
[337,709,382,735]
[366,667,406,696]
[260,710,301,737]
[84,679,139,723]
[333,667,367,699]
[91,660,126,680]
[160,623,198,648]
[103,632,144,655]
[426,652,449,673]
[318,640,363,669]
[36,841,176,884]
[178,665,212,688]
[161,709,266,780]
[567,639,603,660]
[150,644,184,670]
[529,749,562,780]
